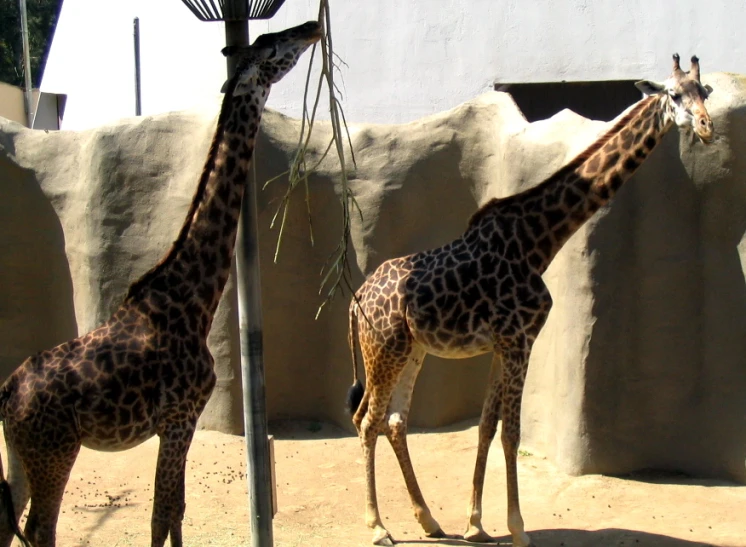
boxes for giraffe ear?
[703,83,714,97]
[220,78,252,96]
[231,64,260,96]
[635,80,666,96]
[222,46,238,57]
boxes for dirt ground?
[3,420,744,547]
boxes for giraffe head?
[635,53,714,143]
[220,21,322,95]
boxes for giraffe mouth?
[297,21,323,44]
[695,130,714,145]
[694,115,714,144]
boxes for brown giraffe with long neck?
[0,21,321,547]
[347,54,714,547]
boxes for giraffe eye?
[670,92,682,101]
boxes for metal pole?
[18,0,34,127]
[224,20,249,76]
[226,10,275,547]
[134,17,142,116]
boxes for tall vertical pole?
[18,0,34,127]
[225,4,274,546]
[133,17,142,116]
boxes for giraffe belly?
[405,294,495,359]
[422,339,493,359]
[81,429,156,452]
[411,328,493,359]
[76,398,160,452]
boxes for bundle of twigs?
[264,0,359,318]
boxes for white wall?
[42,0,746,130]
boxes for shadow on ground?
[396,528,718,546]
[609,468,740,488]
[269,419,354,440]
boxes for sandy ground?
[2,420,744,547]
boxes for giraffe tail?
[346,300,364,415]
[0,394,30,547]
[0,480,28,547]
[0,448,28,545]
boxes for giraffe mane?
[467,95,656,228]
[126,78,240,300]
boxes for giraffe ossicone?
[347,53,714,547]
[0,21,320,547]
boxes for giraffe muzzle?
[694,115,714,144]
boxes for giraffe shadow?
[16,487,139,546]
[396,528,717,546]
[64,487,139,546]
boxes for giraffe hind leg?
[6,439,30,529]
[0,482,26,547]
[358,386,395,546]
[351,388,369,435]
[384,350,446,538]
[21,438,80,547]
[0,433,29,547]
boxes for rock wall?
[1,73,744,482]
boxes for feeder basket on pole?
[181,0,287,73]
[181,0,286,21]
[177,1,288,546]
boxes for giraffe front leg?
[500,341,534,547]
[464,352,503,543]
[151,423,196,547]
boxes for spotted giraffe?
[347,54,714,547]
[0,21,321,547]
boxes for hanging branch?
[264,0,361,318]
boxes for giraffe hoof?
[428,529,462,541]
[463,527,495,543]
[373,530,395,546]
[512,531,533,547]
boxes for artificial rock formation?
[1,73,744,482]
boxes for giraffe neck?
[126,84,268,333]
[469,94,674,273]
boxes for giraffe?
[346,54,714,547]
[0,21,321,547]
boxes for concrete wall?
[1,71,744,482]
[0,82,64,130]
[42,0,746,129]
[0,83,29,126]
